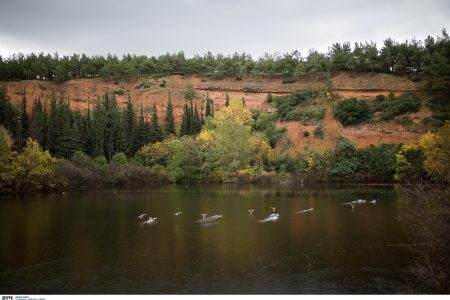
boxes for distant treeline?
[0,30,449,82]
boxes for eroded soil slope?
[0,72,428,152]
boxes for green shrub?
[329,137,362,178]
[313,126,325,139]
[71,150,93,168]
[282,77,296,84]
[303,130,310,137]
[113,88,126,95]
[129,155,144,166]
[112,152,128,165]
[269,154,296,173]
[380,92,421,120]
[94,155,108,166]
[264,125,286,147]
[422,116,444,128]
[139,80,151,89]
[396,117,414,126]
[252,112,286,147]
[375,94,386,103]
[284,108,325,123]
[271,91,318,120]
[159,79,166,87]
[333,98,372,126]
[359,144,399,181]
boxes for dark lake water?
[0,184,411,294]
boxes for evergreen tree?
[41,103,48,150]
[205,93,212,118]
[193,102,202,134]
[164,93,176,136]
[102,92,115,160]
[114,113,127,154]
[70,113,83,154]
[225,92,230,106]
[124,95,136,157]
[83,103,95,156]
[189,99,194,134]
[134,104,149,152]
[185,82,195,101]
[55,94,73,157]
[17,91,30,152]
[0,88,18,135]
[200,101,204,125]
[91,99,106,157]
[46,90,58,154]
[180,102,190,136]
[30,97,46,147]
[150,102,164,143]
[57,112,81,158]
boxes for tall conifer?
[164,93,176,136]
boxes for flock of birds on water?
[137,198,377,226]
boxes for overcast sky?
[0,0,449,59]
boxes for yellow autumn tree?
[394,144,425,182]
[213,98,253,126]
[137,139,171,167]
[420,121,450,182]
[12,137,57,188]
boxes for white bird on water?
[201,213,207,219]
[258,213,279,223]
[370,200,376,204]
[270,206,277,212]
[174,211,183,216]
[248,209,255,214]
[143,216,157,224]
[137,214,147,219]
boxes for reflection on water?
[0,184,410,294]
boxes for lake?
[0,184,411,294]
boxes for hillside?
[0,72,433,153]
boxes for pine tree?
[56,95,73,157]
[180,102,190,136]
[225,92,230,106]
[164,93,176,136]
[266,93,273,103]
[30,97,45,147]
[150,102,163,143]
[200,101,204,125]
[205,93,212,118]
[91,99,105,157]
[41,103,48,150]
[0,88,18,134]
[114,113,127,154]
[17,91,30,152]
[124,95,136,157]
[103,92,115,160]
[56,113,74,158]
[83,104,94,156]
[134,104,149,152]
[193,102,202,134]
[46,90,58,154]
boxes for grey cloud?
[0,0,449,58]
